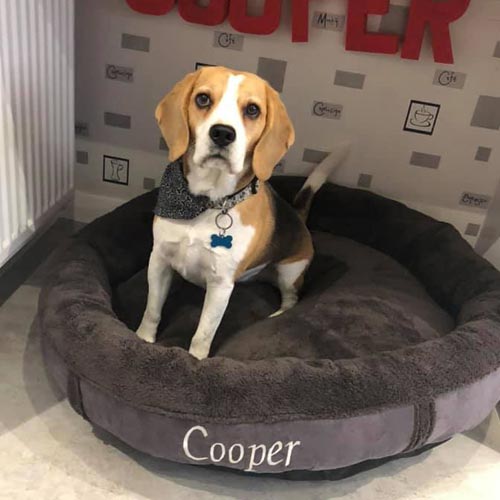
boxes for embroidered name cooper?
[182,425,301,471]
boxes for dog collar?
[154,160,260,221]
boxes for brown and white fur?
[136,66,349,359]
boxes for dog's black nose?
[209,124,236,147]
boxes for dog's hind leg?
[270,258,311,318]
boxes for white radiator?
[0,0,74,268]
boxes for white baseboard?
[71,190,128,223]
[484,241,500,270]
[69,189,489,260]
[398,198,485,249]
[0,190,75,269]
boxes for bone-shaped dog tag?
[210,234,233,249]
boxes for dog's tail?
[293,142,350,220]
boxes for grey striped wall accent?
[0,0,75,268]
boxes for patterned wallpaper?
[75,0,500,252]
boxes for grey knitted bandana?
[154,160,260,220]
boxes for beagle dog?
[136,66,348,359]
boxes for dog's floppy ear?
[155,71,199,162]
[252,84,295,181]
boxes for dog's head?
[155,66,295,190]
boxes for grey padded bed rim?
[37,177,500,475]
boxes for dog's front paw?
[136,323,157,344]
[189,341,210,360]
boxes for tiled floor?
[1,219,499,499]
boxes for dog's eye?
[244,103,260,119]
[195,93,211,108]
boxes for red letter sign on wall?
[125,0,471,62]
[401,0,470,64]
[229,0,281,35]
[126,0,175,15]
[291,0,309,42]
[178,0,228,26]
[345,0,399,54]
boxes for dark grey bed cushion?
[37,177,500,475]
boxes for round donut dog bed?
[37,176,500,478]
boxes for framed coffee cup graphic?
[404,100,441,135]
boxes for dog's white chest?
[153,210,254,287]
